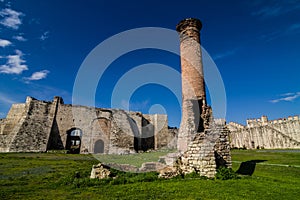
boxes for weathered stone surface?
[0,97,58,152]
[175,18,232,178]
[228,115,300,149]
[176,121,232,179]
[139,162,166,173]
[105,163,139,173]
[0,96,173,154]
[177,18,208,153]
[159,152,179,166]
[90,163,112,179]
[158,166,180,179]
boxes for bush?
[216,167,239,180]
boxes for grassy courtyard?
[0,149,299,199]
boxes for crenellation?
[228,115,300,149]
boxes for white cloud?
[40,31,49,41]
[280,92,296,97]
[0,8,24,29]
[0,50,28,74]
[13,35,27,41]
[270,92,300,103]
[0,38,11,47]
[24,70,49,81]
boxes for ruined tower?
[176,18,208,152]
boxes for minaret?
[176,18,207,152]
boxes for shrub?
[216,167,239,180]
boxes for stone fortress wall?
[228,115,300,149]
[0,96,176,154]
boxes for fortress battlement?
[246,115,300,128]
[228,115,300,149]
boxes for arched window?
[66,128,82,154]
[70,129,82,137]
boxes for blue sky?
[0,0,299,127]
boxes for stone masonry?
[228,115,300,149]
[176,18,211,153]
[177,120,232,178]
[174,18,232,178]
[0,96,177,153]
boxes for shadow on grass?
[236,160,267,176]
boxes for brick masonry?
[174,18,232,178]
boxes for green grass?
[93,149,175,167]
[0,149,299,199]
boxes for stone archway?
[66,128,82,154]
[94,139,104,154]
[91,117,111,153]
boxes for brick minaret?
[176,18,208,152]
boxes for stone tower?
[176,18,209,152]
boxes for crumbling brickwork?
[176,18,208,153]
[174,18,232,178]
[177,120,232,178]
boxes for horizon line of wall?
[229,115,300,129]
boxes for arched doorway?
[94,139,104,153]
[66,128,82,154]
[141,117,154,151]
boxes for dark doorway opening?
[141,117,154,151]
[66,128,82,154]
[251,141,255,149]
[94,139,104,153]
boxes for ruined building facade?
[228,115,300,149]
[0,96,177,153]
